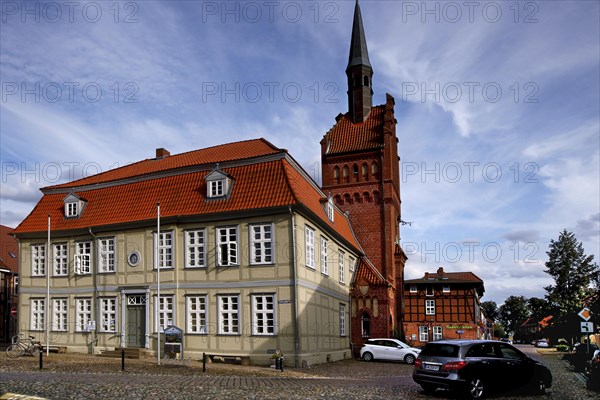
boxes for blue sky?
[1,0,599,305]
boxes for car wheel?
[362,352,374,362]
[404,354,416,364]
[465,377,485,399]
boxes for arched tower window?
[333,166,340,184]
[343,165,349,183]
[364,75,369,87]
[362,163,368,180]
[352,164,359,181]
[353,76,360,88]
[361,313,371,338]
[371,162,379,177]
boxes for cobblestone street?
[0,347,598,399]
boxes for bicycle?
[6,335,42,358]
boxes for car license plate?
[424,363,440,371]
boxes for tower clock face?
[128,251,141,267]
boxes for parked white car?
[360,338,421,364]
[535,339,550,348]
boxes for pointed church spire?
[346,0,373,123]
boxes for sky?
[1,0,599,305]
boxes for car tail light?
[415,359,422,368]
[442,361,468,371]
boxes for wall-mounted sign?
[278,300,291,304]
[446,325,474,330]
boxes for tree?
[544,229,599,317]
[528,297,549,320]
[481,301,499,322]
[498,295,530,335]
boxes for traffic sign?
[581,322,594,333]
[578,307,592,321]
[10,307,17,317]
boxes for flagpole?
[156,202,161,366]
[46,214,50,356]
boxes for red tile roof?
[14,139,361,252]
[45,138,283,190]
[0,225,18,273]
[321,105,385,155]
[405,269,483,285]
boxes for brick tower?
[320,0,406,346]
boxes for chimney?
[424,272,429,279]
[156,148,170,158]
[437,267,445,276]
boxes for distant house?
[14,139,363,366]
[0,225,19,342]
[403,267,485,343]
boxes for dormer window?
[205,168,233,199]
[66,202,79,217]
[327,197,335,222]
[63,193,85,218]
[209,180,224,197]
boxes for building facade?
[14,140,362,366]
[321,0,406,346]
[403,267,486,343]
[1,225,19,343]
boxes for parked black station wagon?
[413,340,552,399]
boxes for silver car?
[360,338,421,364]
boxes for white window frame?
[52,298,68,331]
[216,226,238,266]
[349,256,355,273]
[443,285,450,293]
[249,223,274,265]
[208,179,225,198]
[31,244,46,276]
[53,243,68,276]
[251,294,276,336]
[340,303,347,337]
[327,198,334,222]
[419,325,429,342]
[98,237,115,273]
[31,298,45,331]
[305,226,315,269]
[320,236,329,276]
[425,299,436,315]
[76,298,92,332]
[74,241,92,275]
[410,285,417,293]
[218,294,240,335]
[65,201,79,217]
[186,295,208,334]
[99,297,117,332]
[185,229,206,268]
[433,325,443,341]
[155,231,173,269]
[338,250,345,284]
[156,295,174,332]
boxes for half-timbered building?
[403,267,485,343]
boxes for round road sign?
[10,307,17,317]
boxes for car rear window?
[420,343,460,357]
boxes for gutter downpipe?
[88,228,98,355]
[288,206,300,368]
